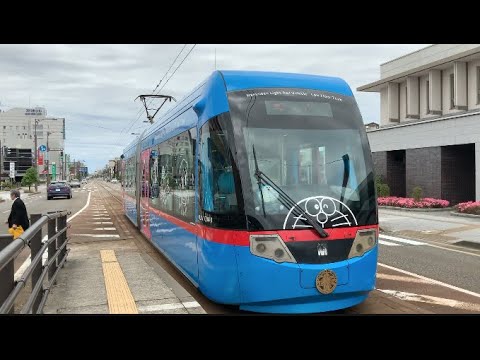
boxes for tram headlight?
[249,235,296,263]
[348,229,377,259]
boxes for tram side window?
[157,138,175,214]
[152,129,196,222]
[171,128,196,221]
[199,115,242,228]
[125,156,136,197]
[149,145,160,202]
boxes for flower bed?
[455,201,480,215]
[378,196,450,209]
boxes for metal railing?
[0,210,70,314]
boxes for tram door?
[140,149,151,238]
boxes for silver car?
[69,179,81,188]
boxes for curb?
[450,211,480,219]
[379,206,454,212]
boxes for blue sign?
[39,145,47,152]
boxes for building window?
[450,73,455,109]
[477,67,480,105]
[426,80,430,114]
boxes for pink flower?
[378,196,450,209]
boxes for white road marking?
[182,301,201,308]
[92,222,113,225]
[378,262,480,299]
[68,191,91,223]
[376,272,429,284]
[378,289,480,312]
[92,218,111,220]
[14,235,48,281]
[72,234,120,238]
[2,210,9,213]
[93,227,117,231]
[379,240,401,247]
[137,301,201,313]
[380,234,425,246]
[381,234,480,258]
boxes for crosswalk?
[379,234,425,247]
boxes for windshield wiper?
[252,145,328,238]
[339,154,350,212]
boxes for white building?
[0,106,65,180]
[358,44,480,204]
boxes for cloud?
[0,44,428,171]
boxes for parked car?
[48,181,72,200]
[81,179,88,184]
[69,179,81,188]
[111,178,119,183]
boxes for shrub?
[456,201,480,215]
[378,183,390,197]
[412,186,423,201]
[375,175,390,197]
[378,196,450,208]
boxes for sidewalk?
[0,184,46,201]
[379,208,480,246]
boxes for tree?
[21,167,40,192]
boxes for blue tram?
[121,70,378,313]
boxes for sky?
[0,44,429,172]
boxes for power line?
[115,44,189,146]
[131,44,188,120]
[122,44,197,136]
[115,44,198,148]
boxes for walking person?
[5,189,30,233]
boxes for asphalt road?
[379,239,480,293]
[2,186,90,274]
[376,233,480,313]
[0,187,89,228]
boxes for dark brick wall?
[406,147,442,199]
[372,151,387,182]
[387,150,406,197]
[441,144,475,205]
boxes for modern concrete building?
[0,106,65,180]
[358,44,480,204]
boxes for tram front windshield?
[227,88,377,231]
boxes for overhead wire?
[114,44,198,147]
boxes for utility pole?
[0,139,2,185]
[46,131,50,187]
[34,119,38,191]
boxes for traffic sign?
[9,162,15,178]
[39,145,47,152]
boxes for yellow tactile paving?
[100,250,138,314]
[101,249,117,263]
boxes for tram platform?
[43,182,205,314]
